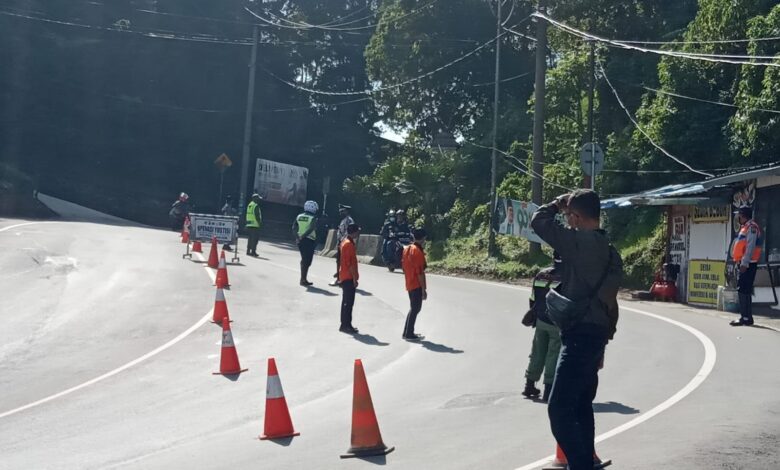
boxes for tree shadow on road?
[306,286,338,297]
[593,401,640,414]
[352,333,390,346]
[420,340,464,354]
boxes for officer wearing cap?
[245,193,263,257]
[330,204,354,286]
[730,206,763,326]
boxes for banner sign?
[189,213,239,244]
[692,205,729,223]
[687,259,726,305]
[254,159,309,207]
[494,198,544,245]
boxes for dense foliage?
[2,0,778,281]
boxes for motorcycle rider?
[395,209,411,235]
[169,192,191,231]
[381,210,398,264]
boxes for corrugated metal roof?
[601,162,780,209]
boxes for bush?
[620,222,666,289]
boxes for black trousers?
[404,288,424,337]
[548,335,606,470]
[298,237,316,268]
[246,227,260,254]
[340,280,356,328]
[737,263,758,322]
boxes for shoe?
[223,246,232,252]
[522,379,541,398]
[730,319,754,326]
[329,280,341,286]
[542,384,552,402]
[402,334,424,341]
[339,326,359,334]
[300,280,313,286]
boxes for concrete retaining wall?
[319,229,338,258]
[356,234,383,265]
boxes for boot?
[522,379,541,398]
[299,265,313,286]
[542,384,552,402]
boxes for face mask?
[389,217,396,222]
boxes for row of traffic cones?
[195,238,391,458]
[213,320,391,456]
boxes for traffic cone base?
[259,358,299,441]
[340,445,395,459]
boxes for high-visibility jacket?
[732,219,762,263]
[246,201,261,228]
[296,213,316,240]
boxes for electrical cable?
[536,12,780,68]
[642,86,780,115]
[261,31,507,96]
[598,60,715,177]
[244,0,438,32]
[471,71,531,87]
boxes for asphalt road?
[1,218,778,470]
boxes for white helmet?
[304,200,319,213]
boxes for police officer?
[330,204,354,286]
[245,194,263,257]
[294,200,319,287]
[730,206,763,326]
[522,253,563,402]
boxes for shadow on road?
[266,436,295,447]
[420,340,464,354]
[216,373,243,382]
[306,286,338,297]
[356,289,373,296]
[352,333,390,346]
[352,453,388,465]
[593,401,640,414]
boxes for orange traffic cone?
[213,317,247,376]
[542,444,612,470]
[212,288,231,324]
[192,240,203,253]
[215,251,230,289]
[259,358,300,440]
[340,359,394,459]
[181,218,190,244]
[207,236,219,268]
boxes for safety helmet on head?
[396,209,405,216]
[387,210,396,217]
[179,192,189,201]
[304,200,319,214]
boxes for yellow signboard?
[687,259,726,305]
[692,205,729,223]
[214,153,233,169]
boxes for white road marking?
[0,221,57,233]
[514,305,717,470]
[0,221,219,419]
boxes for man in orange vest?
[338,223,361,334]
[730,206,763,326]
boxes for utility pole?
[584,40,596,189]
[487,0,502,257]
[239,25,259,224]
[531,0,547,256]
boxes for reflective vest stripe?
[246,201,261,228]
[296,213,316,240]
[266,374,285,399]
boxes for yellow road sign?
[214,153,233,169]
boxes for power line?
[471,72,531,87]
[244,0,439,33]
[617,36,780,46]
[642,86,780,115]
[536,12,780,68]
[261,32,506,96]
[598,61,714,178]
[465,141,576,192]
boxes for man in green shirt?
[245,193,263,257]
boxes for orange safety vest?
[731,220,763,263]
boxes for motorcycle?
[383,230,412,272]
